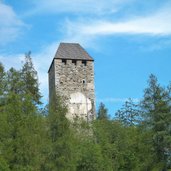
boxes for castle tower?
[48,43,95,121]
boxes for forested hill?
[0,54,171,171]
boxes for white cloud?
[0,54,24,70]
[0,48,140,105]
[0,42,59,103]
[25,0,134,16]
[32,42,59,102]
[64,6,171,37]
[0,2,26,45]
[0,38,97,104]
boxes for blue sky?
[0,0,171,116]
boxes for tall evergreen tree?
[115,98,141,126]
[0,63,6,111]
[0,63,5,95]
[141,74,171,170]
[1,68,44,171]
[21,51,42,105]
[44,94,77,171]
[0,63,10,171]
[0,56,45,170]
[97,102,109,120]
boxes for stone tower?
[48,43,95,121]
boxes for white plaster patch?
[69,92,92,116]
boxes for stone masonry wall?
[53,58,95,121]
[48,60,56,101]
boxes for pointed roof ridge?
[54,42,94,61]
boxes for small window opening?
[82,60,87,66]
[62,59,66,65]
[82,79,86,84]
[72,60,77,65]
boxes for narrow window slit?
[72,60,77,65]
[82,60,87,66]
[62,59,66,65]
[82,79,86,84]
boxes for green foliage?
[1,57,171,171]
[1,73,44,170]
[141,74,171,170]
[0,63,6,96]
[115,98,141,126]
[76,140,104,171]
[21,52,42,105]
[97,102,109,120]
[0,156,10,171]
[93,119,149,171]
[0,57,44,171]
[43,94,77,171]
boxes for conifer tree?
[97,102,109,120]
[0,63,6,95]
[141,74,171,170]
[115,98,141,126]
[0,56,45,170]
[0,63,10,171]
[0,63,6,111]
[44,93,77,171]
[1,68,44,170]
[21,51,42,105]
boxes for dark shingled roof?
[54,43,94,61]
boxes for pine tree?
[0,63,10,171]
[0,56,45,170]
[1,68,44,171]
[115,98,141,126]
[141,74,171,170]
[44,93,77,171]
[0,62,6,111]
[0,63,5,95]
[97,102,109,120]
[21,51,42,105]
